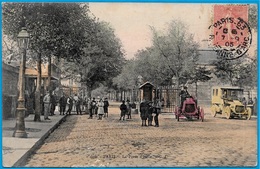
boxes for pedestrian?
[242,97,247,108]
[131,102,138,114]
[43,92,51,120]
[66,95,73,115]
[254,97,257,116]
[40,93,44,115]
[50,94,57,116]
[75,94,82,115]
[161,98,165,109]
[97,98,104,120]
[73,94,78,112]
[59,93,67,115]
[248,98,254,105]
[154,99,161,127]
[147,101,154,126]
[126,99,131,119]
[82,96,87,112]
[103,98,109,117]
[119,100,127,121]
[87,98,92,116]
[89,97,97,119]
[140,99,148,126]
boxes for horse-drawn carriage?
[174,96,204,122]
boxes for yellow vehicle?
[211,86,251,120]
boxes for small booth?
[139,82,154,102]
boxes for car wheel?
[225,107,231,119]
[246,107,252,120]
[200,108,204,122]
[211,105,217,117]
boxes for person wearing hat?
[147,101,154,126]
[140,99,148,126]
[126,99,132,119]
[94,97,99,117]
[119,100,127,121]
[66,95,74,115]
[97,98,104,120]
[89,97,96,119]
[154,99,161,127]
[87,98,92,117]
[43,91,51,120]
[103,98,109,117]
[74,94,82,115]
[179,86,190,109]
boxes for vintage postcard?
[2,2,258,167]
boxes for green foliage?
[3,3,125,96]
[79,21,125,91]
[113,19,206,89]
[188,66,212,84]
[212,56,256,87]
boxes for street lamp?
[13,27,30,138]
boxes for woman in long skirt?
[97,98,104,120]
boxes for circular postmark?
[208,17,252,60]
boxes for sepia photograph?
[2,2,258,167]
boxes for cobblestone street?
[25,105,257,167]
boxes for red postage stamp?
[209,5,252,59]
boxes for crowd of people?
[42,91,163,127]
[42,92,110,120]
[139,99,162,127]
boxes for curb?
[12,115,67,167]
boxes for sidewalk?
[2,112,66,167]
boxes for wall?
[2,62,19,119]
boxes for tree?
[187,66,212,97]
[151,20,200,88]
[79,21,125,97]
[212,55,256,87]
[236,57,257,88]
[2,3,95,121]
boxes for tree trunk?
[86,85,92,98]
[34,52,42,122]
[195,82,198,99]
[120,90,123,101]
[47,55,52,94]
[176,77,180,106]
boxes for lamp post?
[13,27,30,138]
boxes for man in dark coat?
[119,100,127,121]
[59,94,67,115]
[66,95,73,115]
[75,94,82,115]
[179,86,190,109]
[154,99,161,127]
[103,98,109,117]
[50,94,57,116]
[140,100,148,126]
[89,97,96,119]
[147,102,154,126]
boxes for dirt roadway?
[25,105,257,167]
